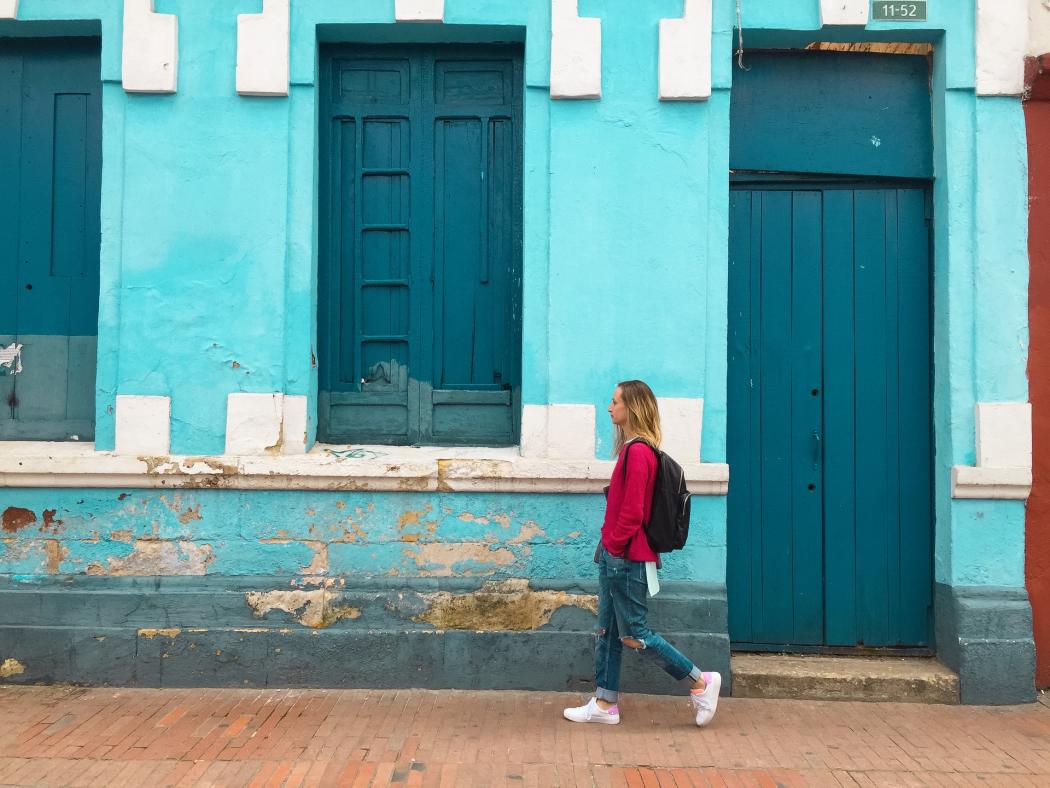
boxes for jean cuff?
[596,686,619,702]
[681,666,702,685]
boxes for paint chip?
[0,658,26,678]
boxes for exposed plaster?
[952,403,1033,499]
[395,0,444,22]
[659,0,712,101]
[122,0,179,94]
[245,589,361,628]
[819,0,869,26]
[138,628,181,639]
[550,0,602,99]
[85,539,214,576]
[236,0,289,97]
[0,658,25,678]
[0,442,733,495]
[414,579,597,631]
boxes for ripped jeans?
[594,544,701,703]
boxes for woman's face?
[608,387,630,428]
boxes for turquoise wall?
[0,1,1030,600]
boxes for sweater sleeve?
[605,444,653,556]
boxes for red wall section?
[1026,55,1050,688]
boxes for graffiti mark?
[1,507,36,533]
[326,447,387,460]
[0,342,23,375]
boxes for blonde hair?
[613,379,662,456]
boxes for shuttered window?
[318,46,523,446]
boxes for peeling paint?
[2,507,36,533]
[0,342,23,375]
[415,579,598,631]
[177,505,202,524]
[509,521,546,544]
[245,589,361,628]
[41,509,63,531]
[109,530,134,543]
[0,658,26,678]
[138,628,182,639]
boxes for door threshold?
[731,653,959,704]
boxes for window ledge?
[0,442,730,495]
[951,465,1032,500]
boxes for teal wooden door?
[727,183,932,649]
[0,39,101,441]
[318,46,522,445]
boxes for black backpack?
[620,440,692,553]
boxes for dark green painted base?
[934,583,1035,705]
[0,576,730,695]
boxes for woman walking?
[563,380,722,727]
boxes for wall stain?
[0,658,26,678]
[245,589,361,629]
[2,507,36,533]
[415,580,598,631]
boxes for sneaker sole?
[563,711,620,724]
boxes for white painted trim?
[0,442,731,495]
[659,0,712,101]
[520,404,596,459]
[951,402,1033,500]
[658,397,703,465]
[0,1,18,20]
[976,0,1028,96]
[819,0,869,26]
[550,0,602,99]
[122,0,178,94]
[114,395,171,456]
[236,0,289,97]
[395,0,444,23]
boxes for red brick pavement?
[2,685,1049,787]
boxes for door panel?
[319,46,522,446]
[728,183,932,649]
[0,39,101,441]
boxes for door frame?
[727,171,937,655]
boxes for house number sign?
[873,1,927,20]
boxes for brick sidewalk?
[2,686,1049,787]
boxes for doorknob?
[812,430,822,470]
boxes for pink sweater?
[601,441,659,562]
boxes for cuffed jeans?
[594,544,702,703]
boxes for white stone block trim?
[395,0,444,23]
[952,402,1033,500]
[976,0,1028,96]
[976,402,1032,468]
[281,395,308,455]
[520,403,596,459]
[115,395,171,456]
[226,393,283,455]
[819,0,869,26]
[658,397,703,465]
[237,0,289,97]
[0,1,18,20]
[550,0,602,99]
[0,442,732,495]
[122,0,178,94]
[1031,0,1050,58]
[659,0,712,101]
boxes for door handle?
[812,430,822,470]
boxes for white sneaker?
[690,672,722,727]
[563,697,620,725]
